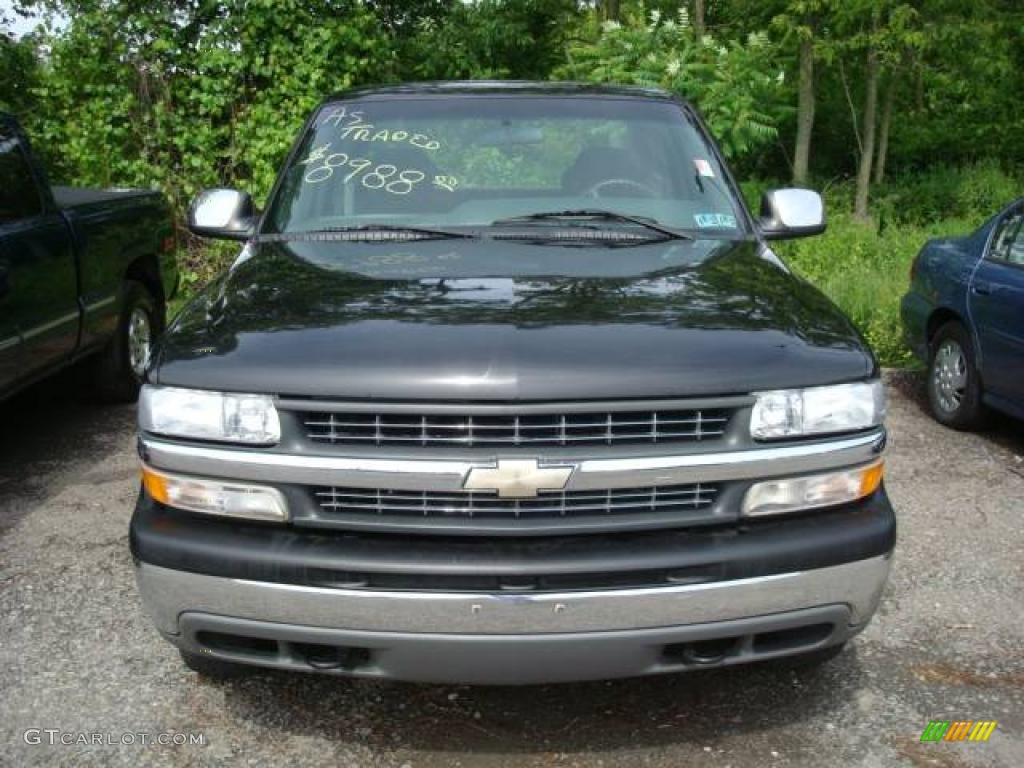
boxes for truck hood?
[156,238,875,400]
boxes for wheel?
[179,649,249,680]
[93,281,162,402]
[927,321,987,430]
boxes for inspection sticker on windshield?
[694,158,715,177]
[695,213,736,228]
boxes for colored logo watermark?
[920,721,997,742]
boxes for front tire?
[927,321,987,430]
[93,281,161,403]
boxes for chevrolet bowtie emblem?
[463,459,575,498]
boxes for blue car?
[902,198,1024,428]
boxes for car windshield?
[265,95,745,239]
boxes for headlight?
[743,461,884,517]
[139,385,280,445]
[750,381,885,440]
[142,465,288,521]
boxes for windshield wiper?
[261,224,476,242]
[491,209,693,241]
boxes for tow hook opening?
[685,637,743,664]
[664,636,743,665]
[292,642,371,671]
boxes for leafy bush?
[556,9,789,159]
[741,163,1021,366]
[774,213,975,367]
[29,1,393,214]
[401,0,574,80]
[0,33,40,114]
[168,239,241,319]
[873,160,1020,226]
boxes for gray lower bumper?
[137,554,890,684]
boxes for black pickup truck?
[133,82,894,684]
[0,114,177,402]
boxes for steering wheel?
[585,178,659,199]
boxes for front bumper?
[136,554,890,684]
[132,485,895,684]
[132,425,895,684]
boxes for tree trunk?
[854,46,880,220]
[693,0,706,38]
[915,59,924,111]
[874,76,896,185]
[601,0,620,21]
[793,35,815,186]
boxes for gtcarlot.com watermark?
[24,729,206,747]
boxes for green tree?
[833,1,923,218]
[27,0,394,209]
[0,11,41,117]
[401,0,575,81]
[557,9,790,161]
[767,1,832,186]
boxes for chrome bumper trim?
[140,431,885,492]
[136,553,891,637]
[274,395,755,415]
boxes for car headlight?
[139,385,280,445]
[750,381,885,440]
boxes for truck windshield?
[265,96,744,237]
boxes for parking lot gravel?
[0,369,1021,768]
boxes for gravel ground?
[1,369,1021,768]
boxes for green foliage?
[872,161,1021,227]
[768,163,1022,366]
[557,9,790,159]
[775,214,930,367]
[29,0,393,214]
[169,239,239,319]
[402,0,574,80]
[19,0,578,215]
[0,33,40,115]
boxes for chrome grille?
[313,483,718,520]
[301,409,731,447]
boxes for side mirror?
[187,188,257,240]
[759,188,826,240]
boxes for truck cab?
[0,114,176,401]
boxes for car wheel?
[93,281,162,403]
[927,321,987,430]
[179,649,249,680]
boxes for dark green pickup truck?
[0,114,177,401]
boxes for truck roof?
[325,80,681,104]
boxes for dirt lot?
[0,369,1021,767]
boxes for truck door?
[969,204,1024,403]
[0,238,18,390]
[0,120,79,389]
